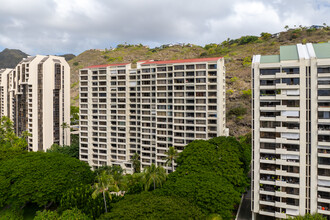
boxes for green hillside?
[68,27,330,136]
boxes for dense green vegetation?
[47,142,79,159]
[0,152,94,208]
[99,192,205,220]
[0,116,252,219]
[70,105,79,125]
[0,116,30,151]
[155,136,251,219]
[34,208,90,220]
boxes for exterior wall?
[0,69,13,117]
[0,56,70,152]
[79,58,228,172]
[252,43,330,218]
[41,56,71,150]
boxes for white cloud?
[0,0,328,55]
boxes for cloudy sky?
[0,0,329,55]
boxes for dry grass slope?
[69,28,330,136]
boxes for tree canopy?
[155,136,250,219]
[157,172,240,218]
[60,184,122,219]
[0,152,94,208]
[47,143,79,159]
[0,116,29,150]
[34,208,90,220]
[98,192,205,220]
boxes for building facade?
[252,42,330,219]
[79,57,228,171]
[0,55,70,151]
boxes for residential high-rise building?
[0,68,13,117]
[0,55,70,151]
[252,42,330,219]
[79,57,228,171]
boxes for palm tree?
[92,171,119,213]
[165,146,179,173]
[130,153,141,173]
[61,122,69,146]
[144,164,166,191]
[110,166,126,191]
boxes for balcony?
[259,210,275,217]
[318,149,330,158]
[276,83,299,90]
[318,202,330,215]
[317,192,330,204]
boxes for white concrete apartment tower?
[79,57,228,172]
[252,42,330,219]
[0,55,70,151]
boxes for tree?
[130,153,141,173]
[0,152,94,208]
[260,32,272,40]
[47,143,79,159]
[175,137,249,193]
[124,173,144,195]
[156,136,250,218]
[92,171,119,213]
[61,122,70,146]
[143,164,167,191]
[0,116,27,150]
[285,25,289,30]
[164,146,178,173]
[20,130,32,150]
[156,172,240,219]
[70,106,79,125]
[98,192,205,220]
[60,184,122,219]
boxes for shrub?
[34,208,91,220]
[227,105,247,118]
[242,57,252,67]
[204,43,217,50]
[107,57,123,63]
[227,89,234,94]
[260,32,272,40]
[238,36,259,45]
[242,89,252,98]
[34,210,59,220]
[230,77,238,83]
[0,207,23,220]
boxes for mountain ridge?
[0,48,29,69]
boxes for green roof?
[280,45,299,61]
[313,43,330,59]
[260,55,280,63]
